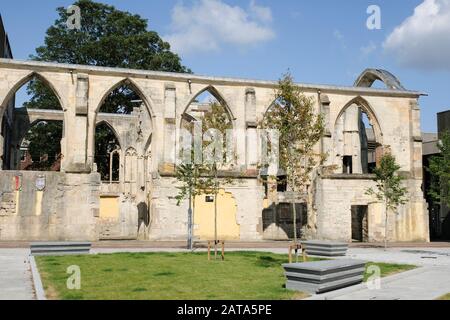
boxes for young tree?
[428,131,450,210]
[366,153,408,249]
[201,103,235,259]
[174,162,207,251]
[260,73,325,246]
[174,102,235,257]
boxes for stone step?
[283,259,366,294]
[301,240,349,257]
[30,242,91,256]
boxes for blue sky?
[1,0,449,132]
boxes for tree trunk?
[291,175,298,262]
[384,200,388,250]
[188,190,193,251]
[214,166,218,260]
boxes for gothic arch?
[90,77,155,164]
[0,71,66,121]
[94,77,156,120]
[181,85,236,126]
[354,69,406,91]
[95,120,122,150]
[335,96,383,145]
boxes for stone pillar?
[343,104,362,174]
[410,100,423,179]
[64,73,90,173]
[162,84,176,172]
[320,94,332,168]
[245,88,257,171]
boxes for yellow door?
[194,189,240,240]
[99,196,120,220]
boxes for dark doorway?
[343,156,353,174]
[351,205,368,242]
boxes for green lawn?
[35,252,415,300]
[364,262,416,282]
[437,293,450,300]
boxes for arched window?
[99,82,142,115]
[94,79,153,186]
[334,98,382,175]
[95,122,121,182]
[7,74,64,171]
[181,87,233,167]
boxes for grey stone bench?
[283,259,366,294]
[301,240,348,257]
[30,242,91,256]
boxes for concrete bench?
[301,240,348,257]
[30,242,91,256]
[283,259,366,294]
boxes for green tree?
[260,73,325,248]
[366,153,408,249]
[428,131,450,208]
[174,161,209,251]
[175,102,234,254]
[25,121,63,170]
[25,0,190,170]
[201,102,235,259]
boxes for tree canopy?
[32,0,189,72]
[260,73,325,244]
[428,131,450,208]
[366,153,408,248]
[23,0,190,170]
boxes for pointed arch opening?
[180,86,234,167]
[354,69,406,91]
[98,80,144,115]
[2,73,65,171]
[334,97,383,175]
[95,121,121,182]
[93,78,154,185]
[182,86,235,128]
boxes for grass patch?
[364,262,416,282]
[437,293,450,300]
[35,252,415,300]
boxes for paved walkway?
[308,247,450,300]
[310,266,450,300]
[1,244,450,300]
[0,249,35,300]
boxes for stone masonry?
[0,60,429,242]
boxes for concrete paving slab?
[0,249,35,300]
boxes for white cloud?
[164,0,275,55]
[384,0,450,70]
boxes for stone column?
[64,73,91,173]
[162,83,176,173]
[343,104,362,174]
[245,88,258,171]
[320,93,332,168]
